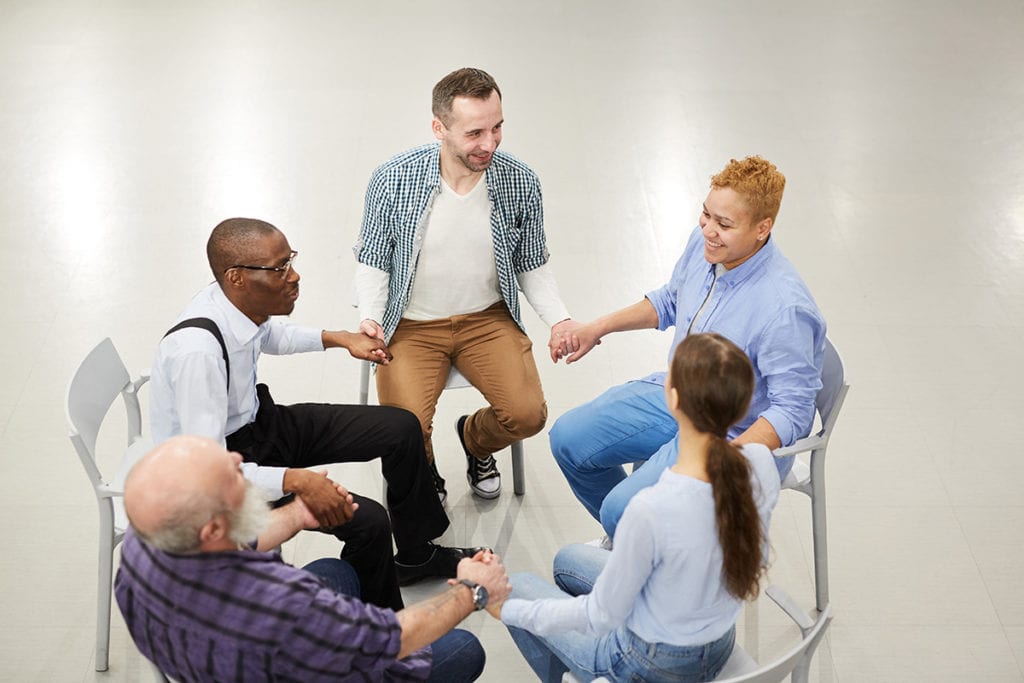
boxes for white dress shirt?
[149,283,323,496]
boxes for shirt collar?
[716,235,777,286]
[210,283,263,345]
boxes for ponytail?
[706,435,763,601]
[669,332,765,601]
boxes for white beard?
[227,482,272,547]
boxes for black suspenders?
[163,317,230,390]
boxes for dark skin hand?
[322,329,392,364]
[282,468,358,529]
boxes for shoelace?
[473,455,499,480]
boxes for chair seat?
[112,437,154,532]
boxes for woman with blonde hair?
[502,333,780,682]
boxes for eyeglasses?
[225,250,298,278]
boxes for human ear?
[756,217,773,241]
[431,117,445,141]
[666,385,681,414]
[199,514,228,543]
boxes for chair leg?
[96,516,115,671]
[511,441,525,495]
[810,465,829,612]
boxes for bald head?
[206,217,281,285]
[125,436,242,553]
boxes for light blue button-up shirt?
[643,226,826,447]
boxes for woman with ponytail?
[501,333,780,682]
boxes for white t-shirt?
[403,176,501,320]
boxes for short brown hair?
[710,156,786,223]
[432,68,502,127]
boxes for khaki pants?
[376,302,547,463]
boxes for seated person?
[115,435,512,683]
[501,333,781,682]
[353,67,574,503]
[550,156,825,539]
[150,217,483,610]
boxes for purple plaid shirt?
[115,529,430,682]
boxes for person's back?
[116,529,427,682]
[615,443,779,644]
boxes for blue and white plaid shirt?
[354,143,550,340]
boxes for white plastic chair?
[775,337,849,612]
[65,338,152,671]
[562,586,832,683]
[359,360,526,495]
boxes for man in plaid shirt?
[353,67,574,503]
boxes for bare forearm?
[592,299,659,338]
[255,506,304,551]
[732,416,782,451]
[321,329,354,349]
[395,585,474,659]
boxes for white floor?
[2,1,1023,681]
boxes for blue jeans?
[551,381,791,538]
[425,629,486,683]
[304,559,484,681]
[506,545,734,682]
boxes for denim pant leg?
[599,437,679,538]
[552,543,611,597]
[550,381,678,522]
[425,629,485,683]
[506,573,613,683]
[301,558,361,598]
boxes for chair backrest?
[65,338,144,489]
[715,603,833,683]
[815,338,848,437]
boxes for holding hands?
[549,319,602,364]
[452,550,512,620]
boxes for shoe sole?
[468,478,501,500]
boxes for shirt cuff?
[241,462,287,499]
[500,598,529,628]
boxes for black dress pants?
[227,384,449,611]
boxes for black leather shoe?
[429,458,447,506]
[395,543,491,586]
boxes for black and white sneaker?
[429,458,447,506]
[456,415,501,499]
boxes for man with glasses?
[149,217,485,611]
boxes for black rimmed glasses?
[226,250,298,278]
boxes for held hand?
[359,319,385,341]
[286,469,357,529]
[345,329,393,365]
[563,322,602,365]
[548,319,583,363]
[455,551,512,619]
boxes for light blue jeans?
[550,381,792,538]
[506,545,734,682]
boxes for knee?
[505,401,547,439]
[354,498,392,537]
[548,408,586,466]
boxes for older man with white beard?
[114,436,510,682]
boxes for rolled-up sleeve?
[755,306,825,446]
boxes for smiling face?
[433,90,503,174]
[698,186,773,270]
[225,229,301,324]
